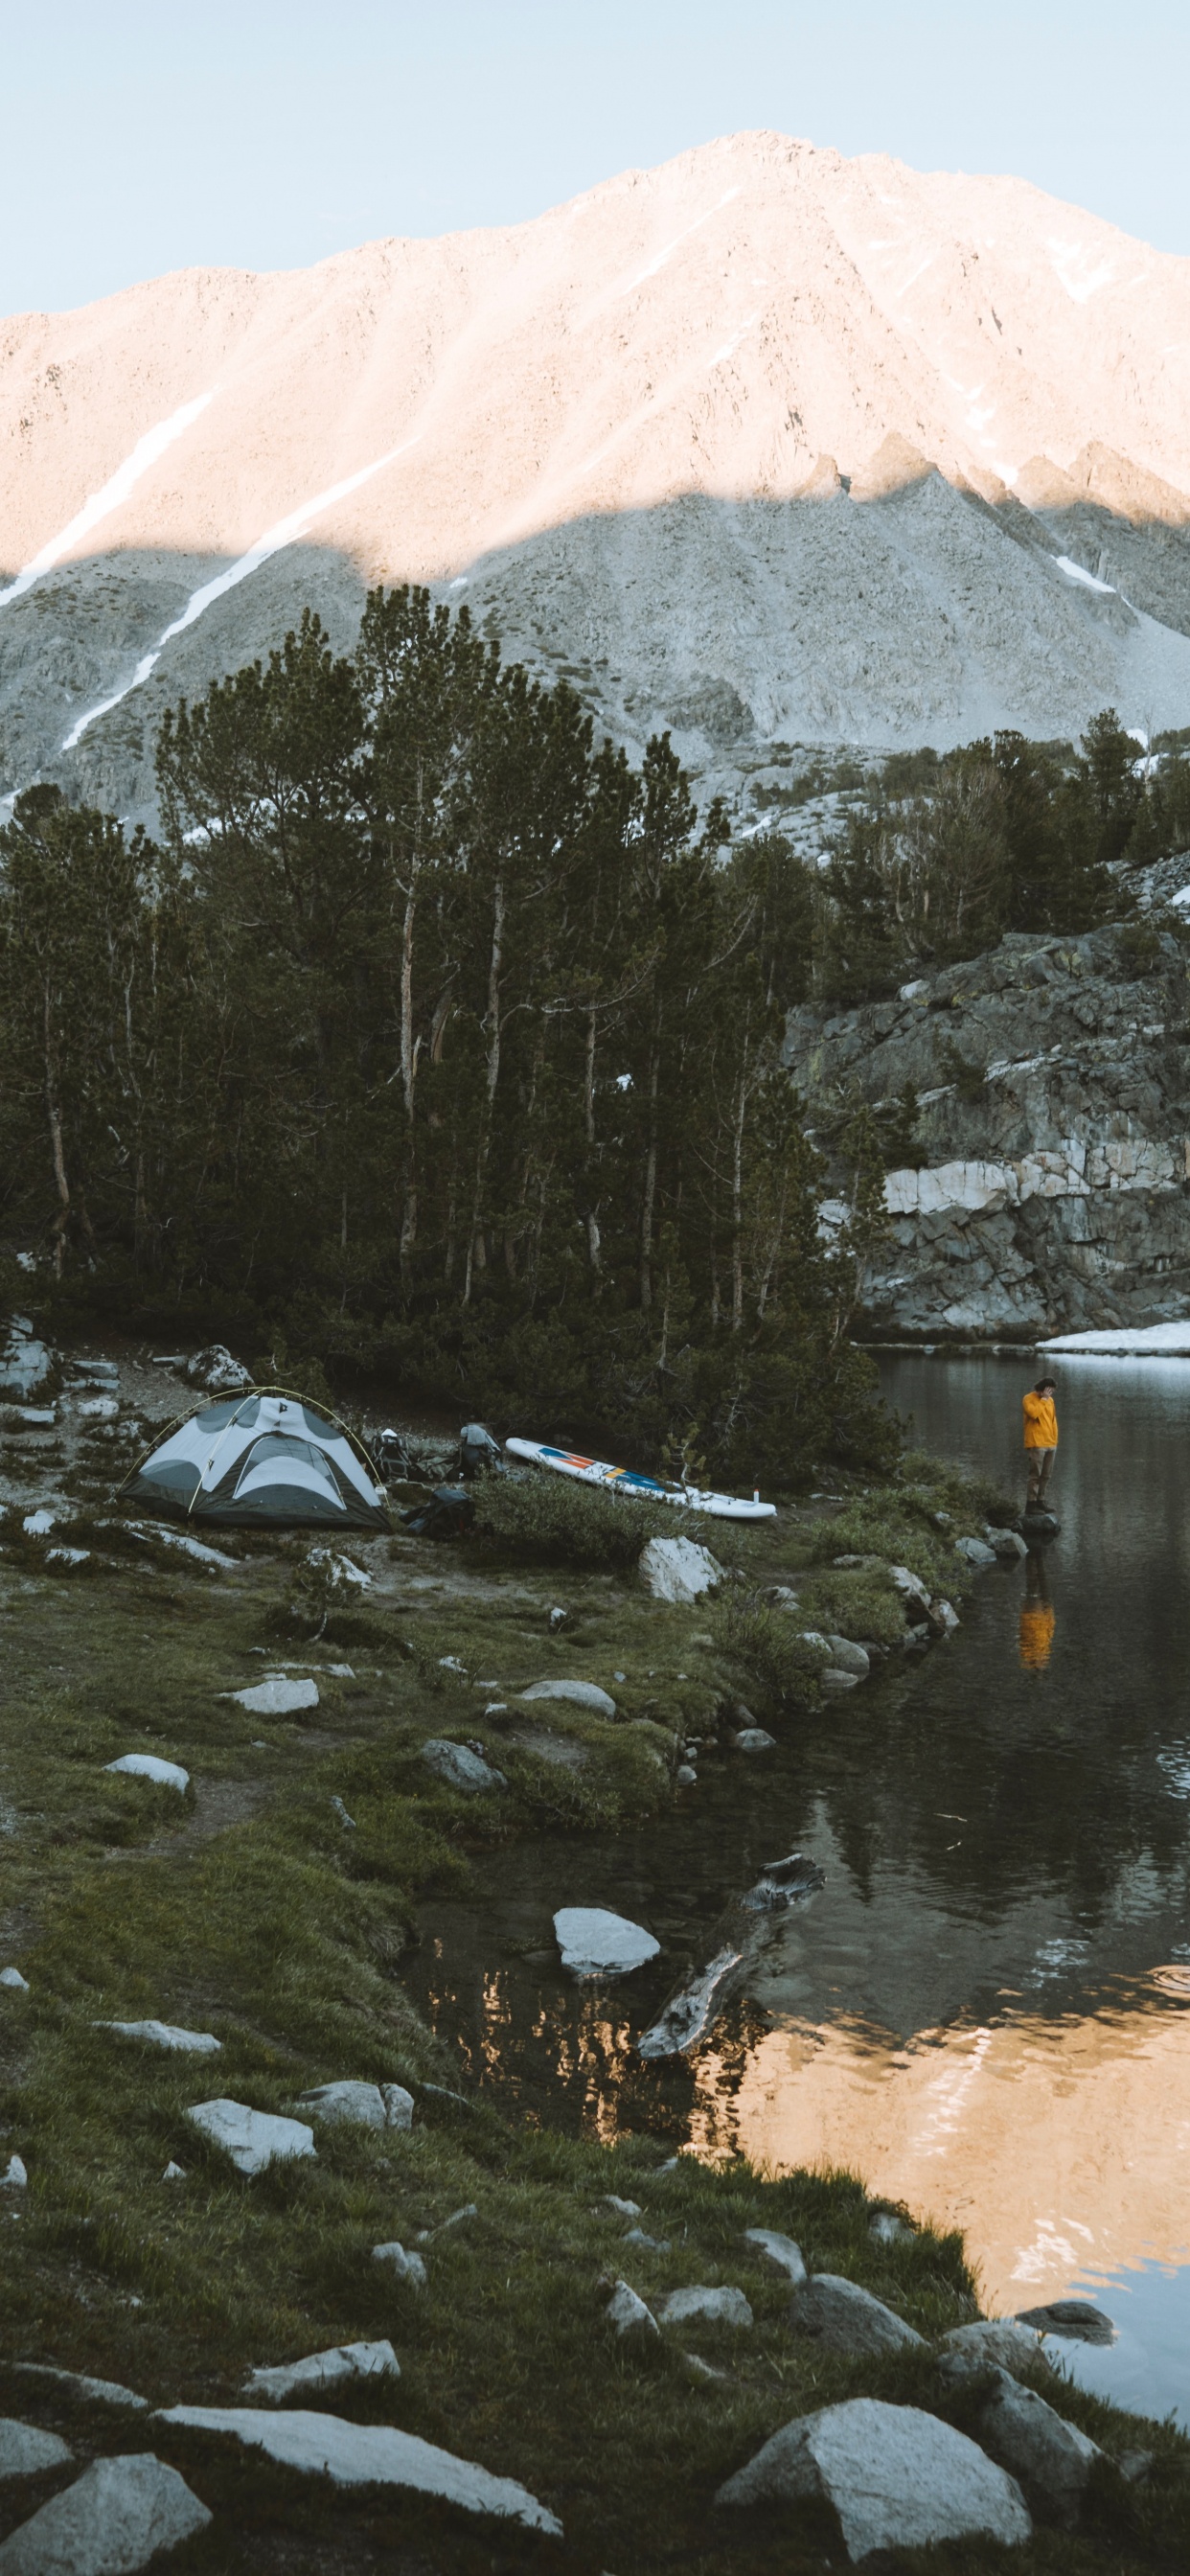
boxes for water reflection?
[406,1355,1190,2424]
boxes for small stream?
[404,1354,1190,2427]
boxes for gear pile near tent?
[122,1391,390,1530]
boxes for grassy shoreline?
[2,1387,1187,2568]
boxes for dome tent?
[121,1390,390,1530]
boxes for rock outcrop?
[786,916,1190,1338]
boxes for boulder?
[21,1510,57,1538]
[186,1344,253,1393]
[95,2020,219,2054]
[2,2158,28,2190]
[821,1669,859,1693]
[954,1534,997,1567]
[186,2099,315,2175]
[421,1738,506,1794]
[657,2286,753,2329]
[934,1598,961,1630]
[733,1727,776,1752]
[77,1396,119,1421]
[716,2397,1031,2557]
[639,1537,724,1604]
[0,1322,52,1401]
[372,2242,427,2288]
[243,2341,399,2402]
[788,2274,926,2357]
[743,2228,807,2285]
[381,2082,415,2130]
[292,2081,388,2129]
[606,2281,658,2338]
[9,2366,147,2410]
[985,1526,1028,1558]
[675,1763,698,1784]
[104,1754,189,1793]
[0,2453,211,2573]
[519,1678,617,1716]
[825,1636,870,1678]
[156,2406,561,2533]
[0,2421,73,2480]
[978,2369,1102,2526]
[0,1968,30,1991]
[553,1906,659,1978]
[1015,2298,1115,2345]
[889,1564,930,1606]
[225,1674,319,1717]
[601,2196,642,2219]
[942,2319,1053,2379]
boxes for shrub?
[709,1587,827,1712]
[471,1466,675,1569]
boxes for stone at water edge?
[0,2453,211,2574]
[716,2398,1032,2557]
[553,1906,660,1978]
[0,2421,73,2480]
[935,1598,961,1631]
[244,2341,400,2402]
[977,2369,1103,2526]
[154,2407,561,2534]
[825,1635,870,1677]
[675,1762,698,1783]
[788,2274,926,2356]
[656,2286,753,2329]
[638,1535,724,1604]
[104,1754,190,1792]
[1015,2297,1116,2345]
[743,2228,807,2285]
[942,2319,1054,2379]
[955,1534,998,1567]
[821,1668,859,1692]
[986,1526,1029,1558]
[94,2019,220,2054]
[373,2242,428,2288]
[224,1674,319,1717]
[519,1678,617,1716]
[606,2281,659,2337]
[0,1967,29,1990]
[421,1738,507,1794]
[733,1727,776,1752]
[889,1564,930,1606]
[186,2100,315,2175]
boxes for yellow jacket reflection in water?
[1019,1552,1055,1670]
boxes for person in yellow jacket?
[1022,1375,1058,1510]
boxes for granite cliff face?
[784,917,1190,1341]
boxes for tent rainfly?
[122,1391,390,1530]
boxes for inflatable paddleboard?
[504,1438,776,1521]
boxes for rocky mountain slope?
[4,130,1190,828]
[784,910,1190,1340]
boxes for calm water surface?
[405,1356,1190,2426]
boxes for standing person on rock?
[1022,1374,1059,1512]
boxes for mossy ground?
[1,1411,1187,2569]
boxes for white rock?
[77,1396,119,1421]
[372,2242,427,2288]
[10,2366,147,2409]
[869,2210,910,2244]
[978,2371,1102,2525]
[421,1739,506,1794]
[0,1326,52,1400]
[519,1679,616,1716]
[717,2398,1032,2556]
[657,2285,753,2329]
[381,2082,414,2130]
[0,1968,29,1991]
[0,2420,73,2480]
[161,2163,186,2182]
[789,2275,926,2356]
[306,1545,372,1591]
[154,2408,561,2534]
[46,1548,90,1568]
[126,1524,239,1570]
[243,2340,400,2402]
[889,1564,930,1605]
[733,1728,776,1752]
[186,2099,315,2175]
[186,1344,253,1393]
[601,2196,642,2218]
[21,1510,56,1537]
[104,1754,189,1793]
[638,1536,724,1604]
[95,2020,219,2054]
[1,2158,27,2189]
[985,1526,1028,1559]
[606,2281,659,2338]
[675,1762,698,1783]
[827,1636,871,1677]
[553,1906,659,1978]
[954,1534,997,1567]
[821,1668,860,1692]
[292,2081,387,2129]
[224,1674,318,1716]
[935,1598,961,1631]
[743,2228,807,2285]
[942,2320,1053,2379]
[0,2452,211,2573]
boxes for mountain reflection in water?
[406,1354,1190,2426]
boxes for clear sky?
[6,1,1189,316]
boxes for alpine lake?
[407,1352,1190,2429]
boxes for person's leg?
[1036,1448,1054,1502]
[1027,1450,1041,1506]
